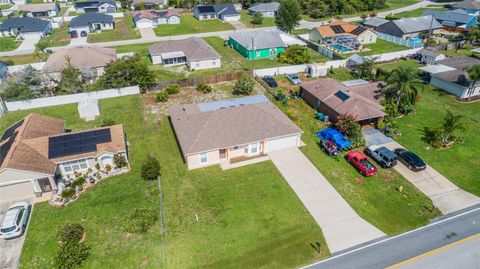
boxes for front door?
[219,149,226,159]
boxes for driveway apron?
[381,141,480,214]
[268,147,385,253]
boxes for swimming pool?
[331,44,351,52]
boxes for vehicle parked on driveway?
[0,202,30,239]
[262,76,278,88]
[346,151,378,176]
[366,145,397,168]
[321,140,339,156]
[394,148,426,171]
[317,127,351,150]
[286,73,301,85]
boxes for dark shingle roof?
[74,0,115,8]
[0,17,50,33]
[422,9,476,24]
[453,0,480,10]
[436,56,480,69]
[195,4,239,16]
[391,15,443,34]
[69,12,113,27]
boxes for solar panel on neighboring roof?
[331,25,345,34]
[351,27,367,35]
[334,90,350,101]
[197,5,215,13]
[48,129,111,159]
[0,119,24,142]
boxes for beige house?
[0,113,128,203]
[169,95,303,170]
[18,3,60,17]
[43,46,116,81]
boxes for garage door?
[223,15,240,21]
[0,181,35,205]
[136,21,153,29]
[264,135,299,153]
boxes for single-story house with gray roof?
[248,2,280,17]
[149,37,221,70]
[69,12,114,37]
[422,9,477,30]
[421,56,480,99]
[229,29,292,60]
[73,0,117,13]
[417,48,446,65]
[376,16,443,39]
[18,3,60,18]
[194,4,240,21]
[169,95,303,169]
[453,0,480,15]
[363,17,389,30]
[0,17,52,38]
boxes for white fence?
[5,86,140,111]
[377,32,424,49]
[253,48,421,76]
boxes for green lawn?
[392,8,447,18]
[0,54,46,65]
[270,92,441,235]
[0,37,20,52]
[395,87,480,196]
[359,39,409,56]
[154,14,234,37]
[376,59,422,72]
[41,23,71,48]
[240,10,276,28]
[0,4,12,9]
[12,94,330,268]
[87,16,140,43]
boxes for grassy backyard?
[269,86,440,235]
[11,93,330,268]
[154,14,234,37]
[358,39,409,56]
[0,37,20,52]
[240,10,276,28]
[87,16,140,43]
[395,88,480,196]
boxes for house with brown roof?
[18,3,60,17]
[149,37,221,70]
[309,20,377,52]
[0,113,128,203]
[133,9,180,29]
[301,78,387,125]
[43,46,117,81]
[169,95,303,169]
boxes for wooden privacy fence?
[151,71,250,91]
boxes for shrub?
[154,91,168,102]
[251,12,263,25]
[165,84,180,95]
[141,155,160,181]
[113,154,128,168]
[196,82,212,93]
[61,188,75,199]
[285,108,298,121]
[122,207,158,234]
[100,117,115,127]
[71,177,85,188]
[334,113,364,147]
[55,223,90,269]
[278,45,311,64]
[105,164,112,172]
[233,76,255,96]
[95,163,100,170]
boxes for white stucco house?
[73,0,116,13]
[0,113,128,203]
[18,3,60,17]
[68,12,114,37]
[0,17,52,38]
[149,37,221,70]
[247,2,280,17]
[133,9,180,29]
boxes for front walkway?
[268,147,385,253]
[381,141,480,214]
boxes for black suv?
[394,148,426,171]
[263,76,278,88]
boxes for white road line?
[300,205,480,268]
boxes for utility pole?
[251,37,255,76]
[426,14,434,48]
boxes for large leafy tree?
[381,65,423,113]
[278,45,311,64]
[58,58,85,95]
[466,64,480,101]
[275,0,302,33]
[97,55,155,93]
[352,58,376,81]
[251,12,263,26]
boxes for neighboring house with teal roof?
[228,29,286,60]
[422,9,477,30]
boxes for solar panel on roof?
[331,25,345,34]
[48,129,112,159]
[1,119,24,142]
[198,6,215,13]
[351,27,367,35]
[334,90,350,101]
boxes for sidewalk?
[268,147,385,253]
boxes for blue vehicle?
[316,128,351,150]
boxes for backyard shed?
[306,63,328,77]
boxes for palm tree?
[441,111,464,144]
[466,64,480,101]
[381,65,423,107]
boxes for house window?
[244,143,259,154]
[270,48,276,56]
[233,146,239,150]
[256,50,260,57]
[62,159,88,173]
[212,60,216,66]
[203,14,207,19]
[200,152,208,164]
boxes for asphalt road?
[302,204,480,269]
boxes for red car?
[346,151,378,176]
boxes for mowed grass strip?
[0,37,20,52]
[12,94,330,268]
[154,14,234,37]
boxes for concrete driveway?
[139,28,157,39]
[16,35,41,51]
[268,147,385,253]
[381,141,480,214]
[0,198,34,269]
[228,21,247,30]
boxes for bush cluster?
[122,207,158,234]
